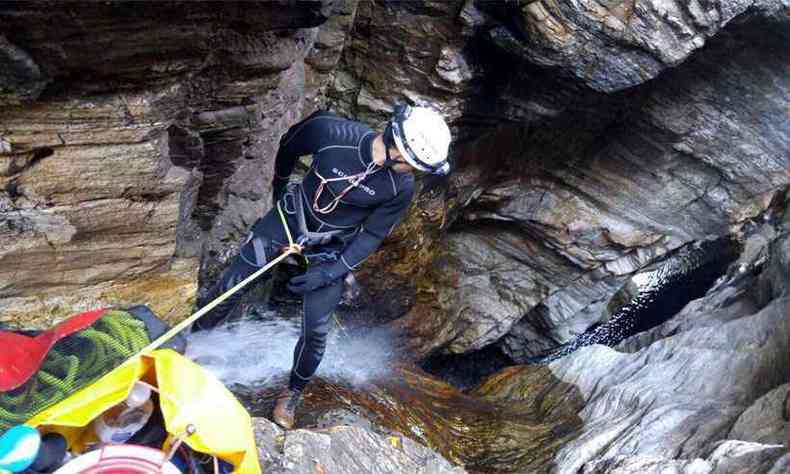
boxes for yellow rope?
[333,313,351,340]
[277,200,297,248]
[135,202,303,355]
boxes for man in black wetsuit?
[192,104,452,429]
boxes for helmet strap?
[382,125,398,168]
[384,147,395,168]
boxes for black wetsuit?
[194,111,414,391]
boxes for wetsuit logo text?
[332,167,376,196]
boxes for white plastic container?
[93,382,154,444]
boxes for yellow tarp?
[27,349,261,474]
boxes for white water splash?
[185,312,396,388]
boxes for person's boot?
[272,388,302,429]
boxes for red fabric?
[0,308,108,391]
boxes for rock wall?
[0,1,334,326]
[327,0,475,121]
[495,21,788,357]
[539,195,790,472]
[381,2,790,359]
[253,417,465,474]
[480,0,780,92]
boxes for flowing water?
[186,312,398,389]
[530,237,739,364]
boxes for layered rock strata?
[392,18,790,359]
[0,1,335,325]
[541,200,790,472]
[480,0,789,92]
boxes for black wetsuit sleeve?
[274,111,334,180]
[338,183,415,270]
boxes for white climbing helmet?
[387,104,452,175]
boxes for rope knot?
[286,242,304,255]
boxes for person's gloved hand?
[272,177,288,208]
[288,261,348,295]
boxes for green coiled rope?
[0,310,149,433]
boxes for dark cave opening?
[421,343,515,391]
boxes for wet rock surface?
[231,196,790,474]
[529,236,739,363]
[252,417,465,474]
[578,442,790,474]
[729,382,790,447]
[530,207,790,472]
[235,363,585,473]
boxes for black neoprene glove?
[287,261,349,295]
[272,177,288,208]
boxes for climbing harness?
[290,183,351,248]
[311,160,380,214]
[279,184,354,341]
[136,202,304,356]
[139,176,366,355]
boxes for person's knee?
[303,326,329,353]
